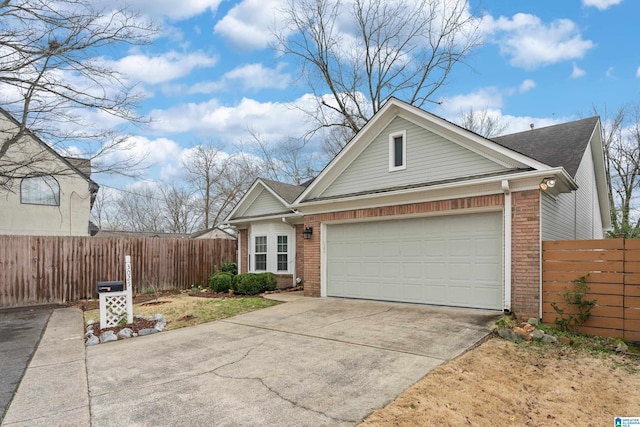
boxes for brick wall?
[303,194,505,298]
[511,190,541,319]
[239,228,248,274]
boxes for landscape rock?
[558,336,571,345]
[85,334,99,346]
[531,329,545,341]
[513,326,532,340]
[541,334,558,344]
[138,328,158,336]
[527,318,539,326]
[117,328,133,339]
[100,330,118,343]
[615,341,628,353]
[497,328,523,342]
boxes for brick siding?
[239,228,248,274]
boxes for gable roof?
[492,117,599,178]
[0,108,98,189]
[261,178,307,204]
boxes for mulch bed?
[88,316,157,337]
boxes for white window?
[277,235,288,271]
[254,236,267,271]
[21,175,60,206]
[389,130,406,171]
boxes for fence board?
[0,236,236,308]
[542,238,640,341]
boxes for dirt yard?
[361,337,640,426]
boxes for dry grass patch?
[361,337,640,427]
[84,294,279,330]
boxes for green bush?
[220,262,238,276]
[209,272,234,293]
[258,272,277,292]
[234,273,262,295]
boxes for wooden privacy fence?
[542,238,640,341]
[0,236,237,308]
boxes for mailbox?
[97,281,124,293]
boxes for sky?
[87,0,638,192]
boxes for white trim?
[502,180,512,312]
[388,130,406,172]
[237,230,242,273]
[320,222,328,297]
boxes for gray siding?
[242,189,286,217]
[574,143,604,239]
[320,117,509,198]
[541,141,604,240]
[541,191,576,240]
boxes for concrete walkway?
[1,308,89,427]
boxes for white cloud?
[519,79,536,93]
[93,0,223,21]
[105,51,218,85]
[636,66,640,78]
[607,66,616,78]
[437,87,504,118]
[189,63,291,94]
[582,0,623,10]
[482,13,594,69]
[147,96,314,144]
[214,0,284,50]
[571,62,586,78]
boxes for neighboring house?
[190,227,237,240]
[226,98,610,319]
[94,230,191,239]
[0,109,99,236]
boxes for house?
[190,226,237,240]
[225,98,610,319]
[0,109,99,236]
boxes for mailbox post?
[98,255,134,329]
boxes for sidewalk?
[1,308,89,427]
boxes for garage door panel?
[326,212,503,309]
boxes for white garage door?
[326,212,503,309]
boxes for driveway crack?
[306,307,393,331]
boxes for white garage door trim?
[321,209,504,310]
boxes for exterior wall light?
[539,177,556,191]
[302,226,313,239]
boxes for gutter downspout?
[502,180,512,313]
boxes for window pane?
[277,235,288,253]
[277,254,288,271]
[255,254,267,270]
[394,136,403,167]
[255,236,267,253]
[21,176,60,206]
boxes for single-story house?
[225,98,610,319]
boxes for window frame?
[276,235,288,272]
[388,130,407,172]
[254,235,267,271]
[20,175,61,206]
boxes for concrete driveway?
[87,297,498,426]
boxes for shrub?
[258,272,277,292]
[220,262,238,276]
[209,272,234,293]
[234,273,262,295]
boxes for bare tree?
[113,186,166,233]
[276,0,482,151]
[160,183,201,234]
[458,107,508,138]
[597,104,640,238]
[249,130,319,185]
[0,0,157,189]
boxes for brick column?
[239,228,249,274]
[511,190,541,319]
[295,224,305,286]
[303,217,321,297]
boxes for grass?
[84,294,280,331]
